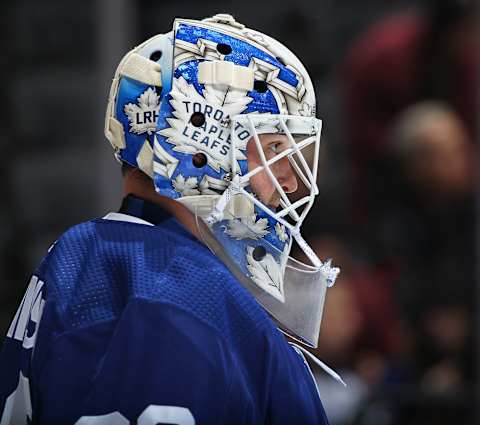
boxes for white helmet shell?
[105,14,339,347]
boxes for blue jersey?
[0,196,329,425]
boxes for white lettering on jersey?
[0,373,32,425]
[1,276,45,425]
[6,275,45,347]
[75,406,195,425]
[138,406,195,425]
[75,412,129,425]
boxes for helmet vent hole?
[190,112,205,127]
[252,246,267,261]
[276,56,286,66]
[254,80,268,93]
[149,50,163,62]
[192,152,208,168]
[217,43,232,55]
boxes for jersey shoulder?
[37,216,270,344]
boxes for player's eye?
[269,142,282,154]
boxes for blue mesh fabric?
[2,213,329,425]
[41,217,271,345]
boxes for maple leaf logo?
[275,222,289,242]
[171,173,227,197]
[246,246,285,302]
[124,87,160,135]
[159,76,253,173]
[172,174,200,196]
[224,215,269,240]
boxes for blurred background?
[0,0,478,424]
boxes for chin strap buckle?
[319,258,340,287]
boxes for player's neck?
[123,170,202,240]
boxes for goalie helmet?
[105,14,339,347]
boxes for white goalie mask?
[193,112,339,348]
[105,14,339,347]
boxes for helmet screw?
[149,50,163,62]
[217,43,232,55]
[254,80,268,93]
[192,152,208,168]
[190,112,205,127]
[252,246,267,261]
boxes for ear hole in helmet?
[149,50,163,61]
[192,152,208,168]
[216,43,232,55]
[190,112,205,127]
[252,246,267,261]
[253,80,268,93]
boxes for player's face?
[247,134,298,208]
